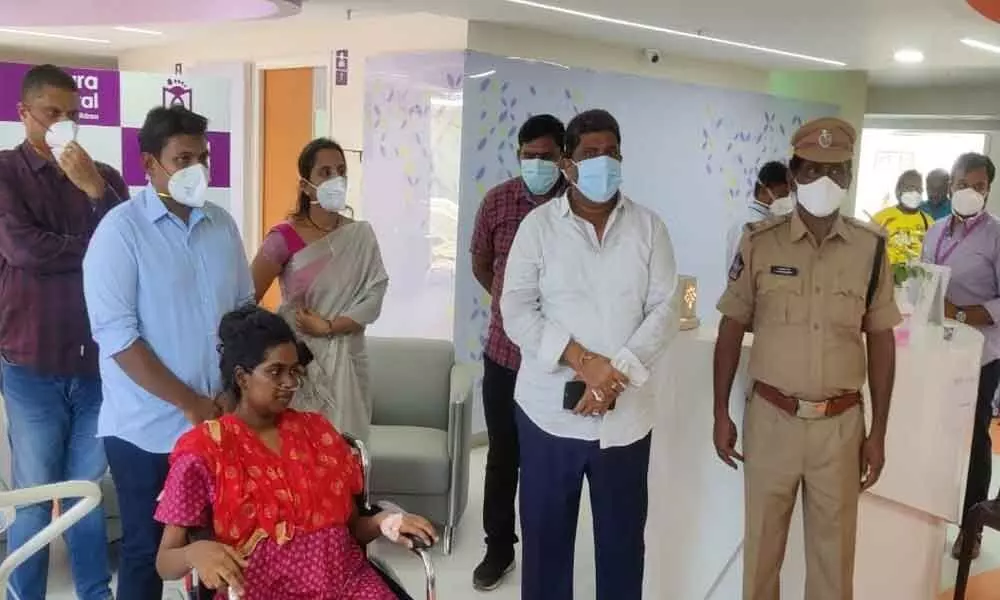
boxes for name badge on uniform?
[770,265,799,277]
[729,253,744,281]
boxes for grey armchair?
[364,337,474,555]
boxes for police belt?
[753,381,860,420]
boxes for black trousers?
[962,359,1000,524]
[481,354,520,552]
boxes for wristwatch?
[956,310,968,324]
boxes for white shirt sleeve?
[614,217,679,387]
[500,213,572,372]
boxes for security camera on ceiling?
[644,49,663,64]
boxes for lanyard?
[934,216,984,265]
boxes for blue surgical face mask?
[520,159,560,195]
[570,156,622,204]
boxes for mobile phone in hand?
[564,380,587,411]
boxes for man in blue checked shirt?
[83,105,253,600]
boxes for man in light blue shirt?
[82,105,252,600]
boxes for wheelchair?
[183,434,437,600]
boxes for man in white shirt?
[725,161,792,266]
[501,109,679,600]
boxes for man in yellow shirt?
[871,169,931,265]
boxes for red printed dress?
[154,410,395,600]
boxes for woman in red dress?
[154,305,436,599]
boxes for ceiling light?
[893,49,925,64]
[962,38,1000,55]
[113,26,163,36]
[467,70,496,79]
[0,28,110,44]
[507,56,571,69]
[503,0,846,67]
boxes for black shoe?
[473,550,515,591]
[952,531,982,560]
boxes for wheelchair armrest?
[405,533,433,551]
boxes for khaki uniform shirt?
[717,211,901,401]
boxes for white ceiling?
[2,0,999,84]
[341,0,1000,81]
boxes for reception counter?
[645,322,984,599]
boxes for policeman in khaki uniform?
[712,118,901,600]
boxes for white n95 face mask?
[168,164,210,208]
[46,119,78,161]
[310,176,348,213]
[770,196,794,216]
[952,188,986,219]
[899,191,923,210]
[795,176,845,218]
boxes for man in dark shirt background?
[469,114,566,591]
[0,64,126,600]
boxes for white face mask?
[770,196,794,216]
[899,191,923,210]
[46,119,78,161]
[952,188,986,219]
[795,176,845,218]
[309,176,348,213]
[167,164,210,208]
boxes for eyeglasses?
[254,364,306,391]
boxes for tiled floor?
[37,447,598,600]
[936,421,1000,599]
[25,443,1000,599]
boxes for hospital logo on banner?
[0,63,121,127]
[162,78,193,110]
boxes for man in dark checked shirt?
[0,65,125,600]
[469,114,566,591]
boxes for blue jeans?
[104,436,170,600]
[516,407,650,600]
[2,361,111,600]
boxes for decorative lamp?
[679,275,700,331]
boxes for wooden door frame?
[249,55,334,255]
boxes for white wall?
[118,11,469,245]
[867,83,1000,119]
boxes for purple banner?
[0,62,121,127]
[121,128,231,189]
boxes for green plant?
[892,262,930,287]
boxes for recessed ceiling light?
[503,0,846,67]
[893,49,925,64]
[0,28,110,44]
[113,26,163,36]
[962,38,1000,55]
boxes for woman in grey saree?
[251,138,388,441]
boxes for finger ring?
[592,389,605,404]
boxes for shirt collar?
[521,176,568,205]
[789,208,851,244]
[556,191,629,218]
[948,211,987,235]
[749,200,770,217]
[139,184,211,226]
[19,140,51,173]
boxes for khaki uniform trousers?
[743,393,864,600]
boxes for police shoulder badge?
[728,252,745,281]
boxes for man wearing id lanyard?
[922,152,999,560]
